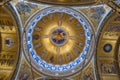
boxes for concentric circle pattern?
[23,7,94,77]
[50,28,68,46]
[103,44,112,53]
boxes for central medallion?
[50,28,67,46]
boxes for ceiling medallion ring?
[23,7,93,77]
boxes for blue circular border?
[26,8,91,71]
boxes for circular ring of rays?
[23,7,95,77]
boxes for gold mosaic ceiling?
[0,7,20,80]
[0,0,120,80]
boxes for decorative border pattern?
[29,0,97,6]
[26,7,91,72]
